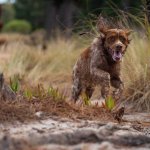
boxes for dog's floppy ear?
[125,29,133,36]
[125,30,132,44]
[97,15,108,37]
[99,27,108,36]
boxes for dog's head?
[100,28,131,62]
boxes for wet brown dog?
[71,22,131,102]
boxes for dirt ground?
[0,113,150,150]
[0,93,149,150]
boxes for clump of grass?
[24,88,33,100]
[10,75,20,93]
[102,96,115,112]
[23,83,66,102]
[48,86,66,101]
[123,69,150,112]
[34,84,47,99]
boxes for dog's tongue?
[116,52,122,58]
[113,51,122,61]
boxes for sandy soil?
[0,112,149,150]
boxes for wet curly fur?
[71,18,131,102]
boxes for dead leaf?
[112,107,125,123]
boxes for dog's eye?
[107,36,116,43]
[119,36,126,43]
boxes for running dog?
[71,20,131,102]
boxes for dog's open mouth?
[112,51,122,61]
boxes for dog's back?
[72,38,103,86]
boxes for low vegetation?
[3,19,32,34]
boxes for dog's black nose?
[116,45,122,50]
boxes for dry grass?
[122,34,150,87]
[0,35,85,86]
[121,34,150,111]
[0,95,113,123]
[0,100,35,122]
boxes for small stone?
[99,142,116,150]
[35,111,44,118]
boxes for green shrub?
[3,19,32,34]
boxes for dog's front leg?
[90,67,111,99]
[111,77,124,101]
[90,48,111,99]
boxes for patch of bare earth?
[0,115,150,150]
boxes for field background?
[0,1,150,150]
[0,0,149,114]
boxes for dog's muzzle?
[112,50,123,61]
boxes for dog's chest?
[97,60,120,77]
[98,53,121,76]
[108,63,121,76]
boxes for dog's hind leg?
[85,86,94,99]
[101,83,110,99]
[71,78,82,102]
[100,74,111,99]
